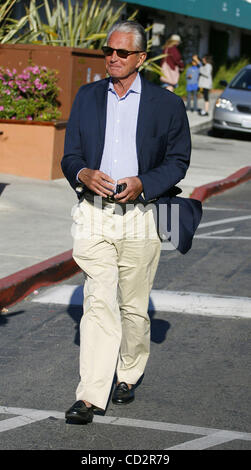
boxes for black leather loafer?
[112,382,135,405]
[65,400,94,424]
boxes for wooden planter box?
[0,44,106,119]
[0,119,67,180]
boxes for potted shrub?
[0,64,66,180]
[0,0,131,118]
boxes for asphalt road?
[155,180,251,298]
[1,182,251,458]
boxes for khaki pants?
[72,195,161,410]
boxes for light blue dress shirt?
[99,73,141,187]
[77,73,141,190]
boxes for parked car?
[212,64,251,134]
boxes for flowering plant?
[0,64,61,121]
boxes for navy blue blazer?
[61,74,202,254]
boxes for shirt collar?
[108,73,141,98]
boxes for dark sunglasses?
[102,46,144,59]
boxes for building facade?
[120,0,251,67]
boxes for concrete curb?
[1,165,251,310]
[189,118,213,133]
[0,250,80,310]
[190,166,251,202]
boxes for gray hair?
[107,21,147,51]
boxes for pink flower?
[19,73,30,80]
[32,66,40,75]
[34,78,43,90]
[27,116,33,120]
[0,106,4,111]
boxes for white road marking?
[92,415,221,435]
[0,406,250,450]
[32,285,251,319]
[196,214,251,239]
[0,412,50,433]
[165,430,245,450]
[0,407,64,433]
[195,227,251,240]
[198,214,251,229]
[196,235,251,240]
[203,207,241,211]
[0,406,63,419]
[195,228,234,237]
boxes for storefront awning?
[121,0,251,30]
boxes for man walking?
[62,21,192,424]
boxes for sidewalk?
[0,175,76,278]
[0,91,251,307]
[180,93,251,197]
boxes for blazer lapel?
[136,75,157,172]
[94,78,109,169]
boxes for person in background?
[160,34,184,92]
[198,55,213,116]
[185,55,200,112]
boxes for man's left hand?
[114,176,143,203]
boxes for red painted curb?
[0,249,80,309]
[1,166,250,309]
[190,166,251,202]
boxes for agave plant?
[25,0,165,74]
[0,0,16,20]
[25,0,137,49]
[0,0,17,42]
[138,30,166,74]
[0,0,38,44]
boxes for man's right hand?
[78,168,116,198]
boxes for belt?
[84,191,140,205]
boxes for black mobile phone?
[116,183,127,194]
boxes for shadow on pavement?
[0,183,9,196]
[197,126,251,141]
[0,310,26,327]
